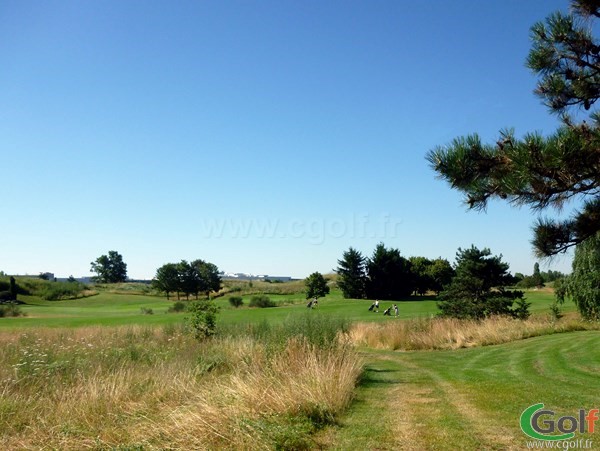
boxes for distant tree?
[409,256,432,296]
[9,277,17,301]
[426,258,455,295]
[557,232,600,320]
[90,251,127,283]
[177,260,197,300]
[532,263,544,287]
[336,247,367,299]
[540,269,566,283]
[426,0,600,259]
[153,263,180,300]
[67,275,77,283]
[438,246,528,320]
[366,243,413,300]
[38,273,49,280]
[193,260,221,298]
[305,272,330,300]
[517,262,546,289]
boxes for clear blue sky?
[1,0,576,279]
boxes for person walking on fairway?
[374,299,379,313]
[393,304,399,317]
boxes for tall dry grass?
[0,325,361,449]
[348,312,600,350]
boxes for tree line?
[335,243,454,300]
[152,260,221,300]
[337,243,531,320]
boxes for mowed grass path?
[323,331,600,450]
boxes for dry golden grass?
[348,312,600,350]
[0,325,362,449]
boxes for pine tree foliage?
[427,0,600,257]
[336,247,367,299]
[438,246,527,320]
[366,243,413,300]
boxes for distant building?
[220,272,293,282]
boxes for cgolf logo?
[521,403,599,441]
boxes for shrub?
[0,302,25,318]
[228,296,243,308]
[186,300,219,339]
[249,295,276,308]
[140,307,154,315]
[167,301,187,313]
[549,301,563,322]
[0,291,13,302]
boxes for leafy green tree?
[409,256,432,296]
[426,258,455,295]
[192,259,221,298]
[336,247,367,299]
[305,272,330,300]
[152,263,180,300]
[558,232,600,320]
[90,251,127,283]
[438,246,527,319]
[366,243,413,300]
[426,0,600,258]
[176,260,197,300]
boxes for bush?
[249,295,276,308]
[167,301,187,313]
[187,300,219,339]
[549,301,563,322]
[0,302,25,318]
[229,296,243,308]
[140,307,154,315]
[0,291,13,302]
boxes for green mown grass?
[0,288,565,330]
[325,331,600,449]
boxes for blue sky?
[1,0,577,279]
